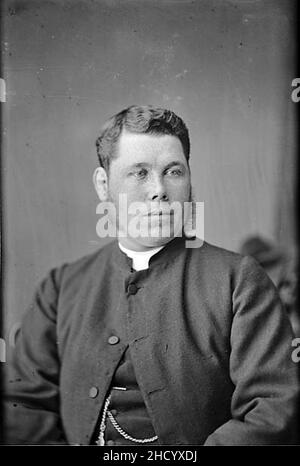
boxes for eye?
[131,168,148,179]
[166,168,183,177]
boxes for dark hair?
[95,105,190,172]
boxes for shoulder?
[43,240,117,290]
[189,240,248,270]
[197,241,242,263]
[187,240,270,287]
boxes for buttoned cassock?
[4,238,299,445]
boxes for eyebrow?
[163,161,186,171]
[127,161,186,170]
[128,162,151,169]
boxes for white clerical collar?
[118,242,164,271]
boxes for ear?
[93,167,108,201]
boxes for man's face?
[107,131,191,251]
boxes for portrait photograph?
[0,0,299,451]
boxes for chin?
[136,235,174,249]
[136,222,183,248]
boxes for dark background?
[1,0,298,338]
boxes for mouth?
[146,211,174,217]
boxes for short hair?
[95,105,190,172]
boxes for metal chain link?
[107,410,158,444]
[96,395,111,446]
[96,394,158,445]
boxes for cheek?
[166,180,191,201]
[109,178,147,204]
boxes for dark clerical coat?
[4,238,299,444]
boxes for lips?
[146,211,174,216]
[130,204,176,217]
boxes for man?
[4,105,299,445]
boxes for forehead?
[114,131,186,167]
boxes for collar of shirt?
[118,242,164,271]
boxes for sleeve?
[204,256,300,445]
[3,266,68,444]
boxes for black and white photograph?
[0,0,299,451]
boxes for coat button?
[110,409,118,416]
[108,335,120,345]
[127,284,138,295]
[89,386,99,398]
[107,440,115,446]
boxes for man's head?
[94,105,192,251]
[95,105,190,173]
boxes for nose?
[148,175,169,202]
